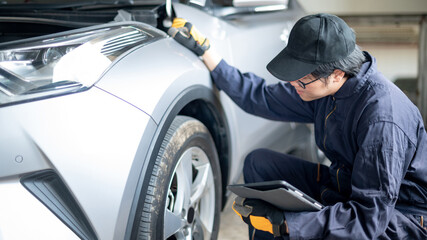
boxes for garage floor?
[218,193,248,240]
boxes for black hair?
[311,45,366,80]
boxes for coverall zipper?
[336,164,345,193]
[323,97,336,150]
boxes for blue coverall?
[211,52,427,239]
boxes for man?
[168,14,427,239]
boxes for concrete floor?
[218,193,249,240]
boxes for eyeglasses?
[296,77,321,89]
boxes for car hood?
[0,0,166,33]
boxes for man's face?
[288,73,343,101]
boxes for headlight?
[0,23,164,107]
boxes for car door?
[173,0,309,183]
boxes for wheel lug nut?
[187,207,195,224]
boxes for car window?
[209,0,289,18]
[188,0,207,7]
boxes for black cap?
[267,13,356,82]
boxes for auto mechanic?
[168,14,427,239]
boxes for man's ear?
[331,69,346,82]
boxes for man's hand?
[232,197,289,237]
[168,18,210,56]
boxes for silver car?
[0,0,321,239]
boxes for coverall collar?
[334,52,375,99]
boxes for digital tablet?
[228,180,324,211]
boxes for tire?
[134,116,222,240]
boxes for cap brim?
[267,48,319,82]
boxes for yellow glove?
[232,197,289,237]
[167,18,210,56]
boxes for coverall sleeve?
[210,59,314,122]
[284,121,411,239]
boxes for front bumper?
[0,87,152,239]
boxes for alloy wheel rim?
[164,147,215,239]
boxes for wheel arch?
[178,97,231,210]
[125,85,231,239]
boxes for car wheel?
[134,116,222,240]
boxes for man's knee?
[243,148,271,183]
